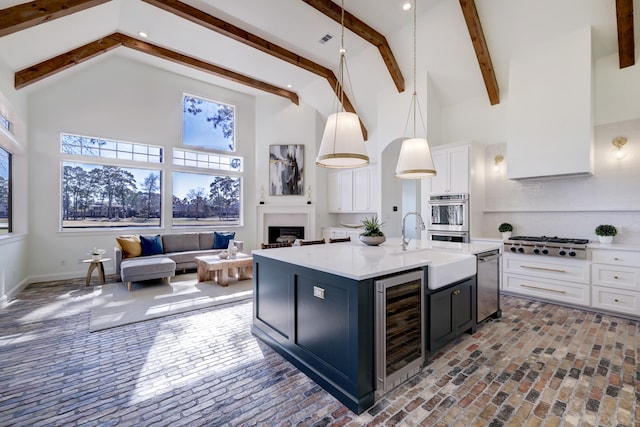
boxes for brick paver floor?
[0,277,638,426]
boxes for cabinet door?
[339,171,354,211]
[428,288,454,351]
[452,279,475,336]
[328,172,341,212]
[448,145,469,194]
[353,168,370,211]
[429,150,448,195]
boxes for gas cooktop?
[504,235,589,259]
[508,236,590,245]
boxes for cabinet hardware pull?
[520,265,566,273]
[520,284,566,294]
[614,299,620,302]
[614,276,619,279]
[614,257,620,261]
[452,290,460,295]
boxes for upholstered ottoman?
[120,257,176,291]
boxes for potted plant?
[90,247,106,261]
[498,223,513,240]
[595,224,617,244]
[359,215,386,246]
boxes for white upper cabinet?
[506,27,594,179]
[427,144,470,195]
[328,166,377,213]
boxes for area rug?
[90,273,253,332]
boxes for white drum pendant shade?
[316,111,369,168]
[395,137,437,179]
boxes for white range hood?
[506,26,594,180]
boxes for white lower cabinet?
[502,253,590,307]
[503,248,640,318]
[590,249,640,316]
[503,274,590,306]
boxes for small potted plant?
[90,247,106,261]
[359,215,386,246]
[498,223,513,240]
[595,224,617,244]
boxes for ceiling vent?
[319,33,334,44]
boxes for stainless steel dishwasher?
[476,250,502,323]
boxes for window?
[61,134,163,163]
[60,134,162,229]
[0,147,10,234]
[172,172,241,227]
[173,148,242,172]
[183,94,235,152]
[0,113,10,134]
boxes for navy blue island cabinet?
[251,254,376,414]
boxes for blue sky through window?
[183,95,235,152]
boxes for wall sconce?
[612,137,628,160]
[493,154,504,172]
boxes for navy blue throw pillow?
[213,232,235,249]
[140,235,164,256]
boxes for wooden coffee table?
[196,253,253,286]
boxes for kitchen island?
[251,238,501,414]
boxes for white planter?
[501,232,512,240]
[359,235,386,246]
[598,236,613,245]
[91,254,102,261]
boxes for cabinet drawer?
[591,249,640,267]
[591,264,640,291]
[592,285,640,316]
[503,273,589,306]
[503,254,589,284]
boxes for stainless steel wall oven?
[427,194,469,232]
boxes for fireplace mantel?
[257,205,316,245]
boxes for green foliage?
[360,215,384,237]
[498,223,513,232]
[595,224,617,236]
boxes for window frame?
[182,93,236,152]
[60,133,164,231]
[0,146,11,234]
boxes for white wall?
[27,56,257,280]
[482,118,640,243]
[0,54,30,305]
[254,96,325,240]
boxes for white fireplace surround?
[257,205,316,245]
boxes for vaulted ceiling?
[0,0,637,136]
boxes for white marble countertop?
[252,238,502,281]
[587,242,640,251]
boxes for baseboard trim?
[1,276,30,309]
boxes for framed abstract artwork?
[269,145,304,196]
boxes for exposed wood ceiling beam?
[15,32,300,105]
[0,0,110,37]
[615,0,635,68]
[141,0,366,139]
[459,0,500,105]
[300,0,405,93]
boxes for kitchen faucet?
[401,211,426,251]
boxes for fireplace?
[268,226,304,244]
[257,205,316,246]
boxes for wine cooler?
[375,269,424,398]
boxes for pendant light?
[316,0,369,169]
[395,0,436,179]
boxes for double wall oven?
[427,193,469,243]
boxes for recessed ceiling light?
[287,84,293,89]
[402,2,412,11]
[138,31,148,38]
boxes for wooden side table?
[83,258,111,286]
